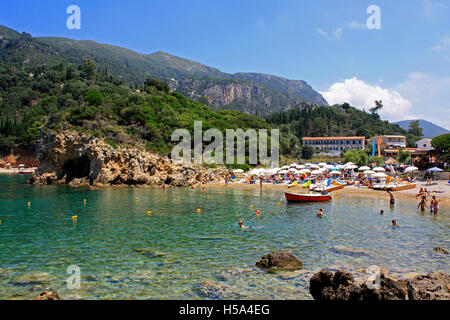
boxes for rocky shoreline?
[29,131,229,187]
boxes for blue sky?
[1,0,449,128]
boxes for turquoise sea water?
[0,174,448,299]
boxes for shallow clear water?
[0,174,448,299]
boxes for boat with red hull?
[284,192,331,203]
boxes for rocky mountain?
[0,25,328,116]
[169,78,312,116]
[394,119,449,139]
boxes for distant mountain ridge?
[394,119,449,139]
[0,25,328,116]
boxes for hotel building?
[302,136,366,156]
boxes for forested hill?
[0,25,328,116]
[266,103,407,139]
[0,60,269,156]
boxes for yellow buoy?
[207,195,210,199]
[147,210,152,215]
[28,202,31,207]
[277,202,281,206]
[72,215,78,220]
[196,208,201,212]
[250,205,254,209]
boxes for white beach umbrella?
[345,162,354,166]
[296,165,306,169]
[373,167,385,172]
[290,163,298,167]
[358,166,370,171]
[299,169,310,174]
[404,166,418,173]
[304,163,313,167]
[345,165,358,170]
[310,170,322,175]
[310,165,320,169]
[278,170,289,174]
[318,162,327,167]
[281,165,290,170]
[363,170,375,175]
[233,169,244,173]
[373,172,387,178]
[330,171,341,175]
[273,167,281,172]
[288,168,297,172]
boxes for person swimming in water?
[392,219,401,227]
[238,220,249,229]
[316,208,325,218]
[387,190,395,206]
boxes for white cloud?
[255,18,265,29]
[316,27,343,41]
[320,77,412,121]
[347,21,367,30]
[431,37,450,60]
[396,72,450,129]
[421,0,447,19]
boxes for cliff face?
[170,78,304,116]
[30,131,227,187]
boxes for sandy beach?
[205,180,450,207]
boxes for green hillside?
[0,60,269,157]
[0,25,328,115]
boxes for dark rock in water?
[12,272,55,286]
[32,290,61,300]
[197,281,244,299]
[330,246,369,257]
[309,269,406,301]
[133,248,165,258]
[433,247,449,254]
[256,251,303,272]
[407,272,450,300]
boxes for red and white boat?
[284,192,332,203]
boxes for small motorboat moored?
[284,192,332,203]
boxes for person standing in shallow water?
[430,196,439,215]
[387,190,395,206]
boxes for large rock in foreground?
[32,290,61,300]
[407,272,450,300]
[256,251,303,272]
[30,131,228,187]
[309,269,405,301]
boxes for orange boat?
[285,192,331,203]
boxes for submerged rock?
[12,272,55,286]
[407,272,450,300]
[309,269,406,301]
[32,290,61,300]
[133,248,165,258]
[197,281,244,299]
[330,246,370,257]
[256,251,303,272]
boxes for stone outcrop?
[407,272,450,300]
[29,131,229,187]
[309,269,406,301]
[310,269,450,300]
[32,290,61,300]
[256,251,303,272]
